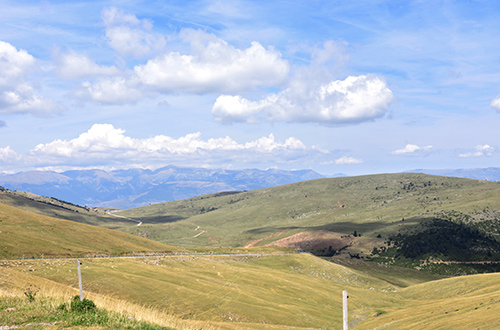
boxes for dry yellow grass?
[3,253,500,329]
[0,202,183,259]
[0,266,215,330]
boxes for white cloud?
[0,146,21,163]
[28,124,316,168]
[491,96,500,112]
[335,156,362,165]
[78,15,290,104]
[55,50,120,79]
[77,77,143,104]
[212,74,393,124]
[0,40,63,115]
[392,144,432,155]
[0,41,35,87]
[134,28,289,94]
[101,7,166,59]
[459,144,494,158]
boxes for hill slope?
[117,173,500,259]
[0,187,127,228]
[0,202,182,259]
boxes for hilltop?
[115,173,500,271]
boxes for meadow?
[2,253,500,329]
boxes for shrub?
[70,295,97,312]
[57,303,68,311]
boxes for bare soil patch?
[266,230,353,251]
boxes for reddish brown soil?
[266,230,354,251]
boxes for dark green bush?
[70,295,96,312]
[57,303,67,311]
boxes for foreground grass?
[0,295,174,329]
[357,273,500,329]
[0,265,215,330]
[4,254,500,329]
[3,254,400,329]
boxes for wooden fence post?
[77,259,83,301]
[343,290,348,330]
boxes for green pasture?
[116,174,500,254]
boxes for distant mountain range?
[0,165,327,209]
[0,166,498,209]
[407,167,500,182]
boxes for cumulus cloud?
[491,96,500,112]
[101,7,166,58]
[212,74,393,125]
[55,50,120,79]
[0,41,63,115]
[28,124,315,168]
[335,156,362,165]
[134,28,289,94]
[77,76,144,104]
[392,144,432,155]
[78,10,290,104]
[459,144,494,158]
[0,41,35,87]
[0,146,21,163]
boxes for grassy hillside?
[116,174,500,258]
[357,272,500,329]
[2,254,500,329]
[0,187,131,228]
[0,254,435,329]
[0,202,183,259]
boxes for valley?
[2,172,500,329]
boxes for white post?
[343,290,348,330]
[77,259,83,301]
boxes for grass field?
[2,254,500,329]
[0,202,184,259]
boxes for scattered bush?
[57,303,68,311]
[70,295,97,312]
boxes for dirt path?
[107,211,142,226]
[192,225,205,238]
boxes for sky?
[1,0,500,176]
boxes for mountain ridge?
[0,165,327,209]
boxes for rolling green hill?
[0,186,130,228]
[0,202,183,259]
[116,173,500,261]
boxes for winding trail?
[107,210,142,226]
[192,225,205,238]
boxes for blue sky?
[1,0,500,176]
